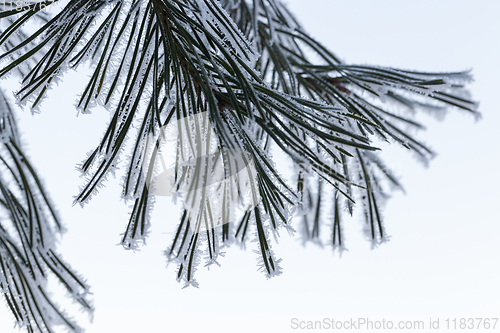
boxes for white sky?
[1,1,499,332]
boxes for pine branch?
[0,89,93,333]
[222,0,478,247]
[0,0,479,289]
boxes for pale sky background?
[1,1,499,332]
